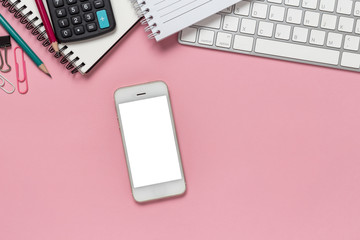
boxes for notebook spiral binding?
[0,0,85,74]
[130,0,160,40]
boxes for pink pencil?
[34,0,59,53]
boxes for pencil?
[0,14,51,78]
[34,0,59,52]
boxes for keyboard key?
[180,27,197,43]
[233,35,253,51]
[223,16,239,32]
[71,16,82,25]
[344,35,360,51]
[58,18,69,27]
[56,8,66,18]
[198,29,214,45]
[286,8,302,24]
[319,0,336,12]
[268,0,283,4]
[61,29,72,38]
[84,13,95,22]
[336,0,353,15]
[338,17,354,32]
[304,11,320,27]
[255,38,340,65]
[284,0,300,6]
[321,14,337,29]
[74,26,85,35]
[302,0,318,9]
[309,29,326,45]
[327,32,343,48]
[269,6,285,22]
[275,24,291,40]
[355,2,360,16]
[53,0,64,7]
[240,19,256,34]
[221,6,233,13]
[356,19,360,34]
[94,0,104,9]
[81,3,92,12]
[258,21,274,37]
[69,6,79,15]
[194,14,221,29]
[216,32,232,48]
[341,52,360,68]
[252,3,268,19]
[96,10,110,29]
[292,27,308,42]
[234,1,251,16]
[86,23,97,32]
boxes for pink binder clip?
[14,46,28,94]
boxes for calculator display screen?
[118,96,182,188]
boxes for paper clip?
[14,46,28,94]
[0,73,15,94]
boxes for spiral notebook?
[132,0,240,41]
[3,0,140,75]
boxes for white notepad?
[132,0,241,41]
[6,0,140,75]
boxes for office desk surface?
[1,7,360,240]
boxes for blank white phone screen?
[119,96,182,188]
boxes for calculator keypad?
[46,0,116,43]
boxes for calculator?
[45,0,116,43]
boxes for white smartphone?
[114,81,186,202]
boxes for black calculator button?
[69,6,79,15]
[94,0,104,9]
[61,29,72,38]
[58,18,69,27]
[53,0,64,7]
[56,8,67,18]
[83,12,94,22]
[81,3,92,11]
[66,0,77,4]
[86,23,97,32]
[71,16,82,25]
[74,26,85,35]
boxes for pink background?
[1,6,360,240]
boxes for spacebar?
[255,39,340,65]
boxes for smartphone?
[114,81,186,202]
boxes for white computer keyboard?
[178,0,360,72]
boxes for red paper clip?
[14,46,28,94]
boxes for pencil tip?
[52,42,60,53]
[39,64,52,78]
